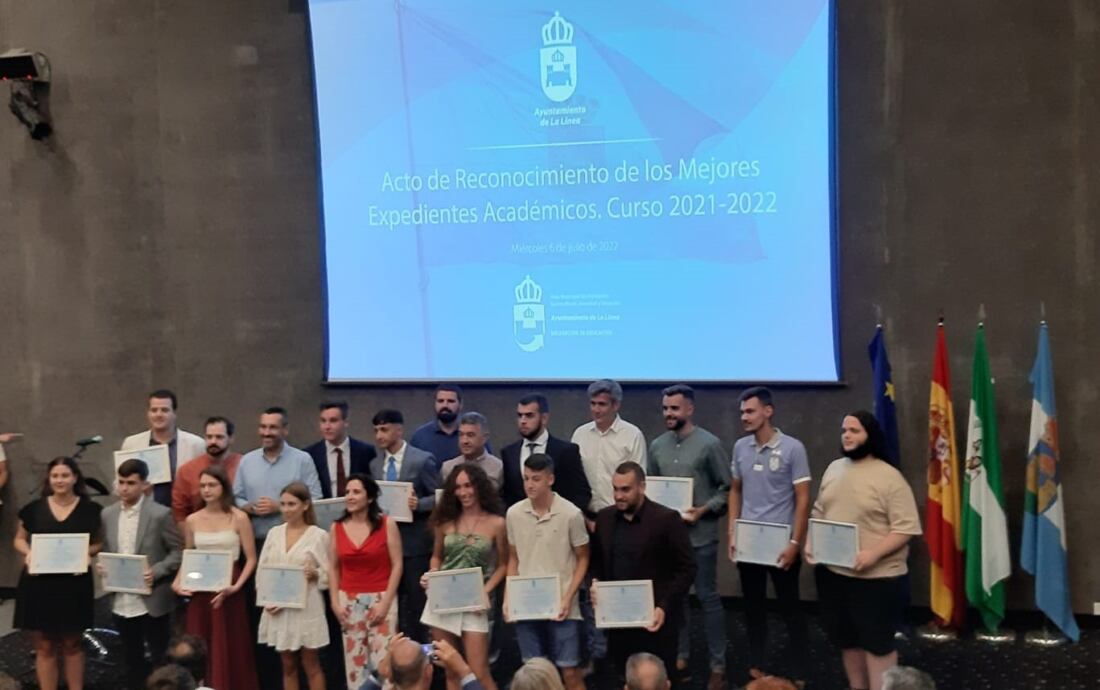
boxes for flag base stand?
[1024,628,1067,647]
[974,627,1017,643]
[915,622,958,641]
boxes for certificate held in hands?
[426,567,485,614]
[594,580,654,629]
[506,575,561,621]
[180,549,234,592]
[29,533,90,575]
[646,477,693,514]
[256,564,308,609]
[313,498,347,530]
[734,520,792,566]
[114,445,172,485]
[100,553,151,594]
[376,480,414,523]
[809,518,859,569]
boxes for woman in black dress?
[12,456,103,690]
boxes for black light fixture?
[1,49,52,139]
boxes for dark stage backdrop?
[1,1,1098,618]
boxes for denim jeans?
[677,541,727,672]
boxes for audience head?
[145,664,195,690]
[147,389,178,433]
[625,652,670,690]
[739,386,775,434]
[343,473,382,528]
[198,465,234,512]
[259,406,290,451]
[372,409,405,451]
[43,456,88,498]
[840,410,889,461]
[0,671,21,690]
[389,637,431,688]
[203,416,234,458]
[522,453,556,502]
[280,481,317,526]
[882,666,936,690]
[661,384,695,432]
[457,411,490,459]
[516,393,550,440]
[319,401,350,444]
[587,379,624,428]
[511,657,565,690]
[744,669,803,690]
[166,634,207,685]
[434,384,464,425]
[434,463,502,526]
[116,458,150,504]
[612,461,646,514]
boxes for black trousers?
[737,559,808,676]
[400,553,432,642]
[114,613,171,690]
[608,612,682,690]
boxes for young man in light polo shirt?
[728,387,811,681]
[504,453,590,690]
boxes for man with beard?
[411,384,492,466]
[171,417,243,526]
[304,400,377,498]
[648,385,730,690]
[728,387,811,682]
[120,389,206,507]
[501,393,590,511]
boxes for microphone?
[75,434,103,447]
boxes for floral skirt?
[338,589,398,689]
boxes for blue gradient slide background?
[309,0,837,382]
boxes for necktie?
[386,456,398,481]
[335,447,347,497]
[526,441,539,458]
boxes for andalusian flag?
[1021,323,1080,641]
[961,325,1011,632]
[926,322,964,627]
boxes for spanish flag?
[926,321,965,627]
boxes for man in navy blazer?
[370,409,440,640]
[303,401,378,498]
[500,393,591,511]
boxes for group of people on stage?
[4,380,924,690]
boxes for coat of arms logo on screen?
[540,12,576,102]
[513,275,546,352]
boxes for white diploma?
[313,498,346,530]
[99,553,151,594]
[435,488,443,504]
[29,533,90,575]
[256,564,308,609]
[646,476,694,514]
[507,574,561,621]
[180,549,234,592]
[594,579,654,629]
[426,567,485,614]
[376,481,414,523]
[809,518,860,569]
[114,445,172,485]
[734,520,792,566]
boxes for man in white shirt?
[119,389,205,507]
[571,379,647,525]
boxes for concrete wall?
[1,1,1098,617]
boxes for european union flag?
[869,326,901,467]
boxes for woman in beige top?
[807,411,921,690]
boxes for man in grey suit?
[101,458,183,690]
[370,409,440,640]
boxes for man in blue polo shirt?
[728,387,810,681]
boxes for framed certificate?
[734,520,792,566]
[507,574,561,621]
[426,567,485,614]
[114,445,172,485]
[594,579,654,629]
[314,498,346,530]
[435,488,443,504]
[180,549,234,592]
[29,533,90,574]
[376,481,414,523]
[256,564,308,609]
[809,518,860,569]
[99,553,151,594]
[646,476,693,513]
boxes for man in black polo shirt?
[590,462,696,688]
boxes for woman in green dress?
[420,463,507,690]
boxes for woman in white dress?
[258,481,330,690]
